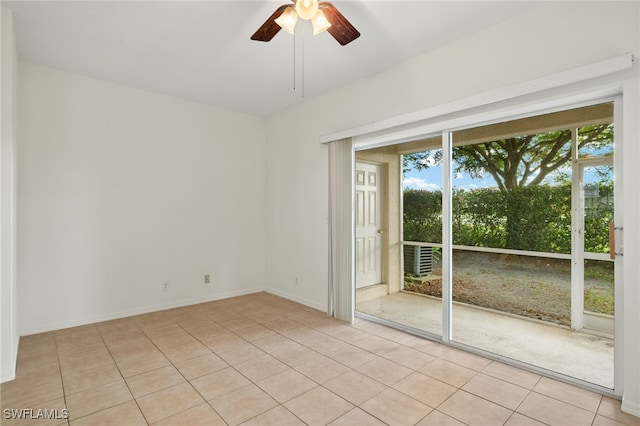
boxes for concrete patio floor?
[356,291,614,389]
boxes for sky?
[403,162,496,192]
[402,148,614,191]
[402,161,610,191]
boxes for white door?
[355,162,382,289]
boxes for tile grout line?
[242,314,496,425]
[13,294,632,426]
[140,309,303,424]
[135,313,221,424]
[53,330,71,426]
[197,310,382,424]
[96,320,151,425]
[251,318,454,425]
[503,378,538,426]
[212,306,347,424]
[168,317,236,424]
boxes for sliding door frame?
[329,55,633,398]
[350,92,624,397]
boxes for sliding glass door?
[355,137,444,338]
[447,102,617,389]
[355,100,621,391]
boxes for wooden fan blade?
[250,5,288,42]
[319,2,360,45]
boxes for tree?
[404,124,613,192]
[403,124,613,250]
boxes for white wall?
[18,63,267,334]
[1,7,19,383]
[265,1,639,415]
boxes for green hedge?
[403,183,613,254]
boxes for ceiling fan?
[251,0,360,46]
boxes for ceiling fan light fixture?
[295,0,319,20]
[274,6,298,34]
[250,1,360,45]
[311,9,332,35]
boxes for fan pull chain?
[292,23,306,98]
[301,23,305,99]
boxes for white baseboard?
[622,395,640,418]
[265,288,327,313]
[0,334,20,383]
[1,366,16,383]
[20,287,267,336]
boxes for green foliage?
[402,151,442,174]
[584,182,614,253]
[404,182,613,254]
[403,189,443,243]
[502,185,572,252]
[452,188,507,248]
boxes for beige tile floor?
[1,292,638,426]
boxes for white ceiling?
[4,1,541,117]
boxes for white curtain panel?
[328,138,354,323]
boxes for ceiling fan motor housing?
[295,0,319,20]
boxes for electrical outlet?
[204,274,211,284]
[162,281,169,292]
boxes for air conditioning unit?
[404,245,433,277]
